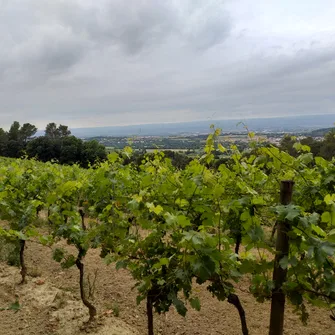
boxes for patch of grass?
[28,266,42,278]
[34,217,49,228]
[0,236,20,267]
[112,302,120,317]
[105,302,120,317]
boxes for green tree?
[81,140,107,167]
[0,128,8,156]
[45,122,59,138]
[27,136,107,167]
[279,135,297,156]
[26,137,61,162]
[58,124,71,137]
[299,137,321,157]
[0,121,37,158]
[319,129,335,160]
[8,121,21,142]
[59,136,82,165]
[19,123,37,143]
[161,150,192,169]
[45,123,71,138]
[5,140,23,158]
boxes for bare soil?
[0,238,334,335]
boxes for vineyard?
[0,128,335,335]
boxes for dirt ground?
[0,238,334,335]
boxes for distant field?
[106,147,193,153]
[145,148,190,153]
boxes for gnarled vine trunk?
[146,294,154,335]
[234,232,242,255]
[269,181,294,335]
[228,293,249,335]
[75,249,97,322]
[19,239,27,284]
[79,208,86,231]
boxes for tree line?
[279,129,335,160]
[2,120,335,169]
[0,121,106,167]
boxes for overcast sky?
[1,0,335,130]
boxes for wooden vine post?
[269,180,294,335]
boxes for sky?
[0,0,335,130]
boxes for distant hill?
[63,114,335,138]
[308,127,335,137]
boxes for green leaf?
[321,212,331,223]
[298,153,313,164]
[311,224,326,237]
[172,297,187,317]
[240,211,251,221]
[248,131,255,139]
[0,300,21,313]
[324,194,335,205]
[288,291,303,306]
[218,143,226,153]
[177,215,192,228]
[252,196,265,205]
[136,295,145,306]
[61,255,76,269]
[9,300,21,312]
[165,212,177,226]
[315,156,328,167]
[157,279,165,286]
[279,256,289,270]
[53,248,65,263]
[146,203,163,215]
[320,242,335,256]
[123,146,133,157]
[189,297,201,311]
[153,205,163,215]
[175,198,189,208]
[116,260,128,270]
[108,152,119,163]
[152,258,169,270]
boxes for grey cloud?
[0,0,335,129]
[0,3,89,81]
[268,46,335,79]
[69,0,231,54]
[0,0,232,90]
[24,29,89,74]
[46,1,177,55]
[186,17,231,50]
[180,2,231,50]
[72,44,335,118]
[2,43,334,125]
[0,0,231,81]
[87,1,179,54]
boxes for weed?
[105,302,120,317]
[112,302,120,317]
[28,266,42,278]
[0,236,20,267]
[86,269,99,300]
